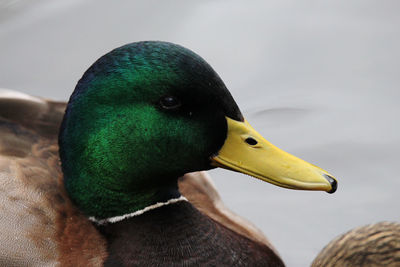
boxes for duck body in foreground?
[0,41,337,266]
[100,201,279,266]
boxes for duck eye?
[159,96,181,110]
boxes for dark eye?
[159,95,181,110]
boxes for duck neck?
[63,164,182,219]
[90,195,188,225]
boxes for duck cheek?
[190,115,227,170]
[203,113,228,158]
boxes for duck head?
[59,41,337,220]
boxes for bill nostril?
[245,137,258,146]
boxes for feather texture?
[0,89,281,265]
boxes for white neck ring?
[89,195,188,225]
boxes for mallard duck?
[0,41,337,266]
[312,221,400,267]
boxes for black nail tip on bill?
[323,174,337,194]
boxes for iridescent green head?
[60,41,337,220]
[59,41,243,219]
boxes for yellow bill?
[211,117,337,193]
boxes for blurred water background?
[1,1,399,266]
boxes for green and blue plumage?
[59,41,242,218]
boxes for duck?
[0,41,337,266]
[312,221,400,267]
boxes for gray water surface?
[1,1,399,266]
